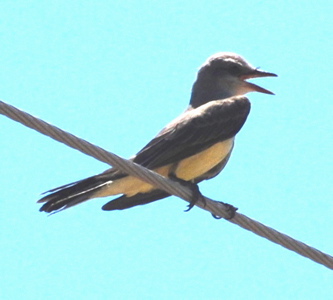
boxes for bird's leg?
[169,173,206,211]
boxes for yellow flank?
[94,165,172,197]
[174,138,234,180]
[94,138,234,198]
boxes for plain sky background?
[1,1,333,299]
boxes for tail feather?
[38,172,171,213]
[38,176,111,213]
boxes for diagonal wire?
[1,99,333,270]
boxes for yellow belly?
[95,138,234,197]
[174,138,234,180]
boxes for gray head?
[190,52,277,108]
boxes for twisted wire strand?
[1,99,333,270]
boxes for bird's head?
[190,52,277,108]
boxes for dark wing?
[133,96,251,169]
[102,190,170,211]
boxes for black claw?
[184,205,192,212]
[184,200,196,212]
[169,173,205,212]
[212,214,222,219]
[184,186,206,212]
[211,202,238,220]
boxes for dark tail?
[38,175,111,213]
[38,176,170,213]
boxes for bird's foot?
[169,173,205,211]
[184,184,206,212]
[212,202,238,220]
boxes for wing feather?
[133,96,250,169]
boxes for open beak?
[240,69,277,95]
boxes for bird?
[38,52,277,213]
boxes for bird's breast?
[174,138,234,181]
